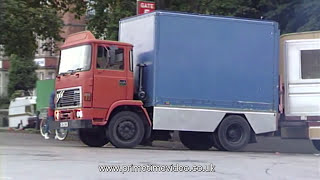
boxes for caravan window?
[25,106,32,113]
[25,105,35,114]
[301,49,320,79]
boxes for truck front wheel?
[179,131,213,150]
[212,132,226,151]
[312,140,320,151]
[79,127,109,147]
[108,111,145,148]
[217,115,251,151]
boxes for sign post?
[137,0,156,15]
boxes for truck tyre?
[217,115,251,151]
[79,127,109,147]
[212,132,226,151]
[179,131,213,150]
[312,140,320,151]
[108,111,145,148]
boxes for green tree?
[266,0,320,33]
[154,0,320,33]
[0,0,86,98]
[87,0,136,40]
[154,0,274,17]
[8,55,37,96]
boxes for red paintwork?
[56,71,93,108]
[307,116,320,121]
[61,31,132,49]
[308,121,320,126]
[92,43,134,108]
[55,108,107,121]
[137,1,156,14]
[279,75,284,114]
[105,100,152,125]
[284,116,301,121]
[55,31,151,127]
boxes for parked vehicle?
[279,31,320,150]
[9,96,36,129]
[36,79,68,140]
[50,11,320,151]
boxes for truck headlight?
[55,111,60,120]
[76,110,83,118]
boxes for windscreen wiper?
[67,69,76,74]
[59,69,78,76]
[75,68,83,72]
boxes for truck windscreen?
[59,45,92,74]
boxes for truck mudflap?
[49,119,92,130]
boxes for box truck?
[50,11,320,151]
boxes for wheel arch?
[215,113,256,143]
[216,112,277,134]
[214,113,249,131]
[104,100,152,127]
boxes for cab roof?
[61,31,133,48]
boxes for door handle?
[119,80,127,86]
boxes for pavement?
[0,130,319,179]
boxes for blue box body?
[119,11,280,112]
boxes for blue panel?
[120,11,279,112]
[119,14,156,106]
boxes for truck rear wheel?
[217,115,251,151]
[312,140,320,151]
[79,127,109,147]
[179,131,213,150]
[108,111,145,148]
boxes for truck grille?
[56,87,81,108]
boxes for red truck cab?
[52,31,151,147]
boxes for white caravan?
[8,96,37,128]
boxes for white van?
[8,96,37,128]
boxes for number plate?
[60,122,69,128]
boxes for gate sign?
[137,1,155,15]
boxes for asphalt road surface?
[0,131,319,180]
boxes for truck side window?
[96,45,124,70]
[107,46,124,70]
[96,46,108,69]
[301,49,320,79]
[129,49,133,72]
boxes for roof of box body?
[120,10,278,27]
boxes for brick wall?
[45,57,58,68]
[2,60,10,70]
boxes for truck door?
[285,39,320,116]
[93,45,127,108]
